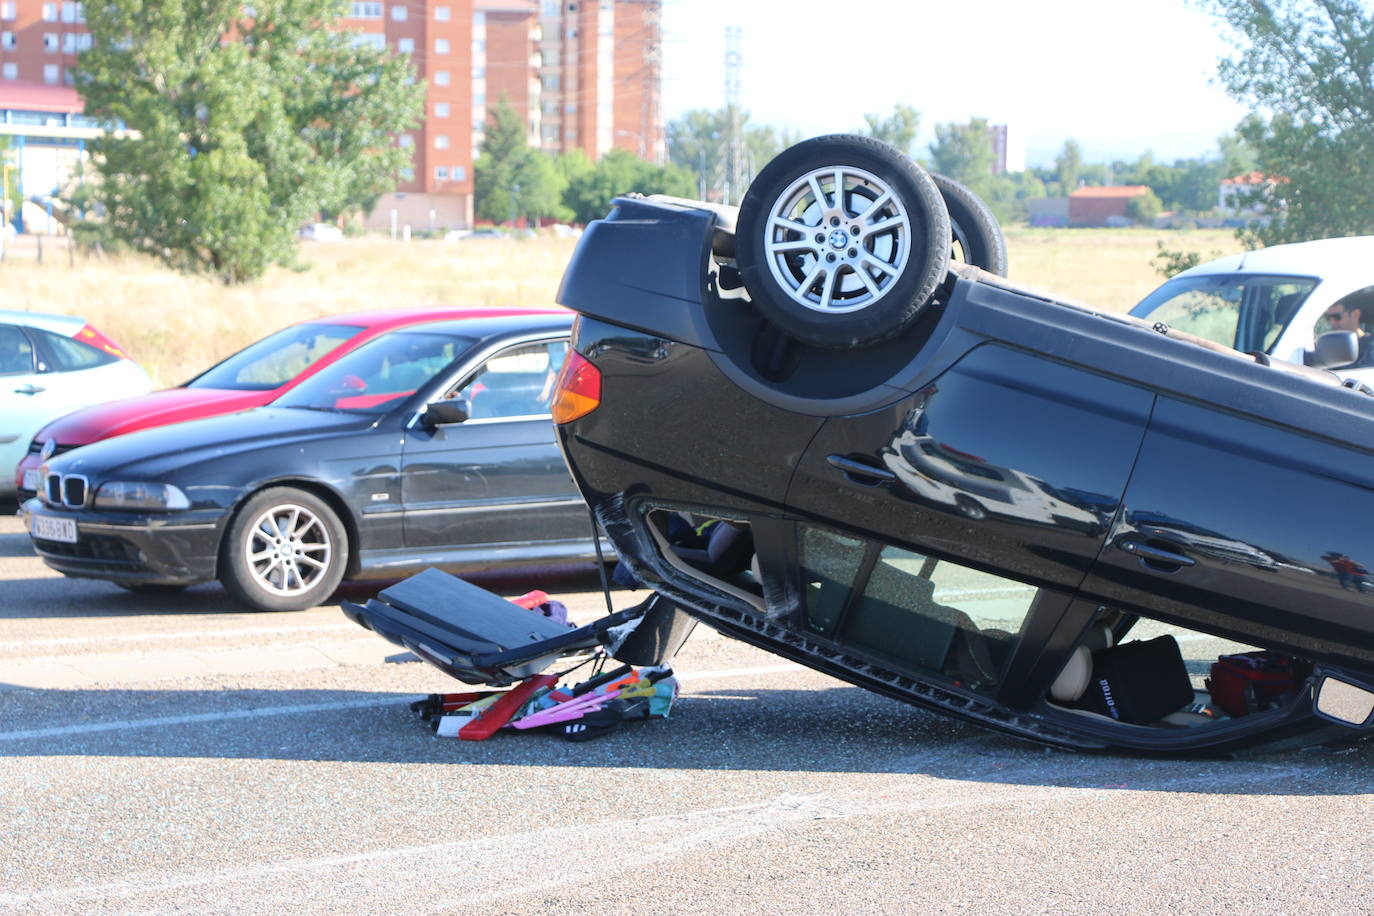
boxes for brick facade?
[1,0,662,233]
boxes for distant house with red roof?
[1067,185,1151,227]
[0,79,117,232]
[0,79,83,119]
[1219,171,1284,216]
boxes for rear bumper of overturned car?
[22,497,225,585]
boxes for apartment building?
[0,1,90,87]
[344,0,479,230]
[538,0,662,163]
[0,0,659,233]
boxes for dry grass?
[0,227,1245,386]
[1004,227,1242,313]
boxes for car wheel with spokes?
[735,134,951,349]
[220,487,348,611]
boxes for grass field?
[0,227,1244,387]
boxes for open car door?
[342,568,699,686]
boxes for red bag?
[1206,652,1304,717]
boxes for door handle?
[826,454,896,485]
[14,383,44,395]
[1119,539,1195,569]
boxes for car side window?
[0,324,35,376]
[445,339,568,420]
[799,527,1040,692]
[28,326,119,372]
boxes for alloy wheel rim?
[763,165,912,315]
[244,503,332,597]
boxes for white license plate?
[21,469,39,493]
[32,514,77,544]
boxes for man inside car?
[1323,293,1374,367]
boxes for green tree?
[980,169,1047,224]
[1126,189,1164,225]
[1202,0,1374,245]
[667,108,728,199]
[1054,139,1084,194]
[473,101,569,225]
[1217,129,1257,179]
[859,104,921,156]
[927,118,995,194]
[666,106,792,202]
[563,149,694,224]
[73,0,422,284]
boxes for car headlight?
[93,481,191,511]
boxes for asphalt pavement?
[2,501,1373,914]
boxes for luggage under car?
[341,568,695,686]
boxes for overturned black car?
[543,135,1374,755]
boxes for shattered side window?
[799,526,1040,692]
[800,527,867,637]
[845,547,1038,690]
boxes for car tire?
[735,134,952,349]
[955,495,988,521]
[932,173,1008,277]
[219,487,348,612]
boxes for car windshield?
[1131,274,1318,353]
[274,330,472,414]
[188,322,362,391]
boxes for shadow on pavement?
[1,680,1369,791]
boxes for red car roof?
[312,306,566,328]
[21,306,569,454]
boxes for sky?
[659,0,1251,168]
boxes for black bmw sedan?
[22,310,593,611]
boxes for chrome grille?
[44,472,89,508]
[63,476,88,507]
[29,440,73,457]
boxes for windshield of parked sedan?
[273,330,472,414]
[1131,274,1318,354]
[187,322,363,390]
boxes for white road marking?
[0,622,359,651]
[0,761,1309,910]
[0,696,410,743]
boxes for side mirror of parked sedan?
[1306,330,1360,369]
[421,398,471,427]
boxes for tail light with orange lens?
[551,350,602,424]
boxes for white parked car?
[299,222,344,242]
[0,310,153,496]
[1132,236,1374,386]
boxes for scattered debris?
[343,568,689,742]
[411,665,678,742]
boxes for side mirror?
[1305,330,1359,369]
[421,398,470,427]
